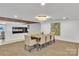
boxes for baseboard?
[57,39,79,44]
[1,39,25,45]
[1,38,79,45]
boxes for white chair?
[24,35,37,52]
[46,34,52,45]
[39,34,46,49]
[46,34,51,42]
[49,34,55,43]
[50,32,56,43]
[52,35,56,43]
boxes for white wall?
[0,19,79,44]
[41,22,50,34]
[0,22,41,45]
[60,20,79,43]
[4,23,27,44]
[29,23,41,33]
[41,20,79,43]
[2,23,41,45]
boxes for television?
[12,27,28,34]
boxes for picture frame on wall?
[51,23,60,36]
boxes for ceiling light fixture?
[35,15,49,22]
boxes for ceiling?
[0,3,79,22]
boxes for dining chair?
[46,34,52,46]
[50,32,56,43]
[39,34,46,49]
[24,35,37,52]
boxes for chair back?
[46,34,51,42]
[39,34,46,44]
[25,35,37,46]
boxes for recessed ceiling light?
[41,1,45,6]
[14,15,18,18]
[62,17,68,20]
